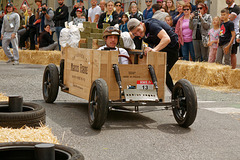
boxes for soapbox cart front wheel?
[88,79,109,130]
[172,79,197,128]
[42,63,59,103]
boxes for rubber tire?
[88,78,109,130]
[0,142,84,160]
[0,102,46,128]
[172,79,197,128]
[42,63,59,103]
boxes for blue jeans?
[55,27,63,51]
[181,42,195,61]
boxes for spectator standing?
[0,12,4,46]
[226,0,240,69]
[18,8,27,46]
[162,0,167,8]
[70,0,88,21]
[157,0,163,8]
[152,3,169,21]
[99,0,106,14]
[73,8,86,25]
[175,3,195,61]
[39,3,55,40]
[115,1,124,24]
[53,0,68,51]
[165,15,174,30]
[172,1,185,27]
[128,2,143,49]
[34,0,42,41]
[119,14,129,32]
[166,0,176,17]
[216,9,235,65]
[39,24,58,50]
[88,0,101,23]
[125,1,143,19]
[1,3,20,65]
[19,8,36,50]
[183,0,196,11]
[208,16,220,63]
[189,3,212,62]
[21,4,28,26]
[143,0,153,20]
[129,2,143,21]
[98,1,118,29]
[127,18,179,93]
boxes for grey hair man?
[1,3,20,65]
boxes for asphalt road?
[0,61,240,160]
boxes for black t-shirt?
[227,4,240,15]
[143,18,178,48]
[219,21,234,46]
[39,31,55,48]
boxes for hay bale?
[0,93,8,101]
[0,126,59,144]
[228,69,240,88]
[90,22,97,29]
[170,60,232,87]
[0,49,62,65]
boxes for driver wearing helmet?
[98,26,130,64]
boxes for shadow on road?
[40,101,191,137]
[157,124,191,134]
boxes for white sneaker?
[13,61,19,65]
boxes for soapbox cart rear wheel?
[172,79,197,128]
[88,78,109,130]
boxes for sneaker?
[13,61,19,65]
[6,59,14,63]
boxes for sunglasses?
[197,7,203,10]
[146,0,152,2]
[115,4,121,7]
[183,8,190,11]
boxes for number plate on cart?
[124,89,158,102]
[137,80,154,90]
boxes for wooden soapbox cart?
[42,47,197,129]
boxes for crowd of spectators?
[0,0,240,69]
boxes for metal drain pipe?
[35,143,55,160]
[8,95,23,112]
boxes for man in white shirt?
[88,0,101,23]
[98,26,130,64]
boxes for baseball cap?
[157,0,163,2]
[127,18,141,31]
[77,8,82,12]
[6,3,13,7]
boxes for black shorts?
[231,42,239,54]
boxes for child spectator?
[215,9,235,65]
[119,14,129,32]
[208,16,220,63]
[73,8,86,25]
[165,15,173,28]
[160,6,168,13]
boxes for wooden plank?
[64,47,93,100]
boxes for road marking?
[198,101,216,103]
[204,108,240,114]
